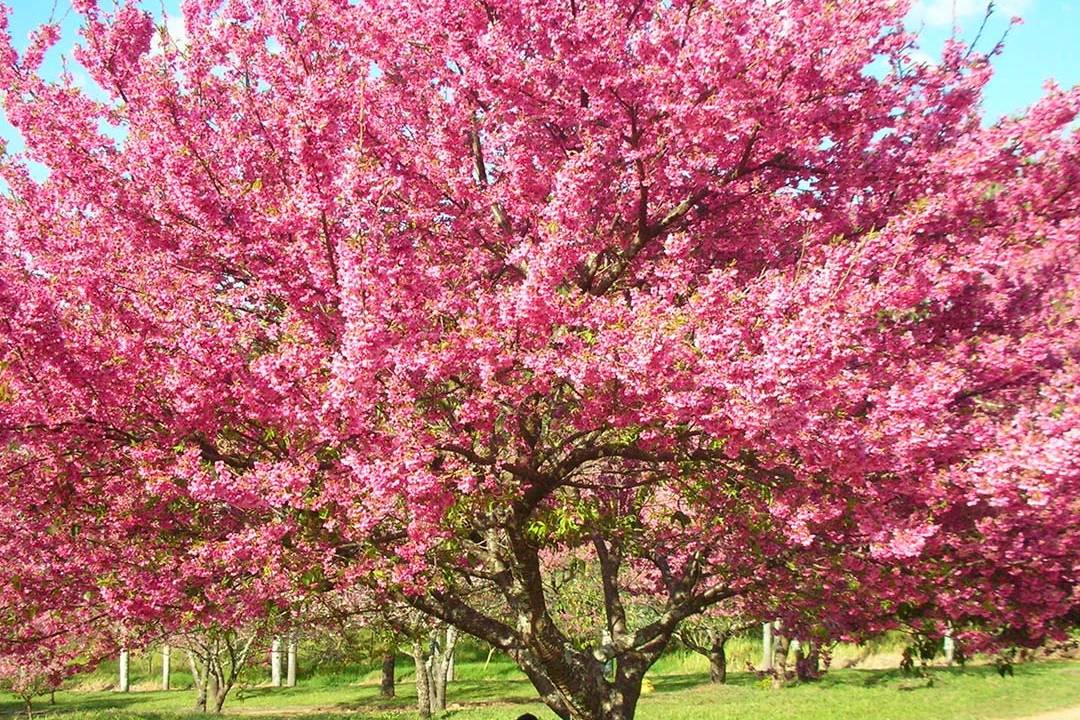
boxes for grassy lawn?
[2,657,1077,720]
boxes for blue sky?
[0,0,1077,157]
[908,0,1080,120]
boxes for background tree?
[174,625,264,714]
[676,610,756,685]
[0,648,74,720]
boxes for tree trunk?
[708,644,727,684]
[270,637,282,687]
[412,639,432,720]
[207,671,220,713]
[162,645,171,690]
[380,651,396,698]
[412,580,685,719]
[795,640,820,682]
[511,646,646,720]
[405,517,733,720]
[286,635,297,687]
[118,648,130,692]
[446,632,455,683]
[430,625,457,712]
[772,633,791,688]
[762,622,774,670]
[189,652,208,713]
[426,652,438,714]
[212,682,228,714]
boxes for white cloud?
[905,48,938,66]
[149,15,188,57]
[910,0,1034,27]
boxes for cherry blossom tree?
[0,648,75,719]
[0,1,1077,720]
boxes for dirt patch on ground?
[1018,709,1080,720]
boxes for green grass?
[2,657,1077,720]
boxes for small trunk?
[796,640,820,682]
[762,622,774,671]
[270,637,282,687]
[212,684,228,714]
[704,631,729,684]
[162,645,171,690]
[193,681,208,712]
[118,648,130,693]
[286,636,297,687]
[380,651,396,698]
[189,652,208,713]
[413,639,432,720]
[427,656,439,714]
[430,625,457,712]
[23,695,32,720]
[207,672,220,714]
[772,634,791,688]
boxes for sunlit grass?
[3,654,1077,720]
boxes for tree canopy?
[0,1,1076,719]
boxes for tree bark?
[679,627,731,685]
[431,625,457,712]
[380,650,396,698]
[207,671,220,713]
[188,651,208,712]
[211,682,227,714]
[772,634,791,688]
[446,630,456,683]
[708,643,727,684]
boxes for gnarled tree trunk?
[405,519,738,720]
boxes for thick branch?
[593,536,628,640]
